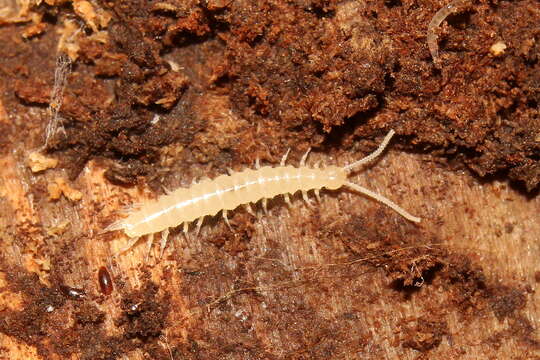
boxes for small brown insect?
[98,266,113,295]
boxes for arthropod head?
[323,165,347,190]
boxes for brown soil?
[2,0,538,190]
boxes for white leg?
[195,216,204,236]
[300,148,311,166]
[302,190,312,206]
[314,189,321,202]
[183,222,190,242]
[284,193,292,207]
[262,198,268,214]
[244,203,256,217]
[255,158,260,169]
[222,210,232,230]
[280,148,291,166]
[159,229,169,258]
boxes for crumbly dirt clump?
[0,0,538,190]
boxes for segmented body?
[121,165,345,238]
[105,130,420,255]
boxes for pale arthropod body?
[427,0,468,65]
[106,130,420,255]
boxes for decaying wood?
[1,130,538,359]
[0,0,539,359]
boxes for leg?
[300,148,311,166]
[244,203,256,217]
[255,158,260,169]
[159,229,170,258]
[280,148,291,166]
[183,222,190,242]
[284,193,292,207]
[195,216,204,236]
[222,210,232,230]
[302,190,312,206]
[344,181,421,223]
[314,189,321,202]
[262,198,268,214]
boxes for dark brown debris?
[0,0,539,358]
